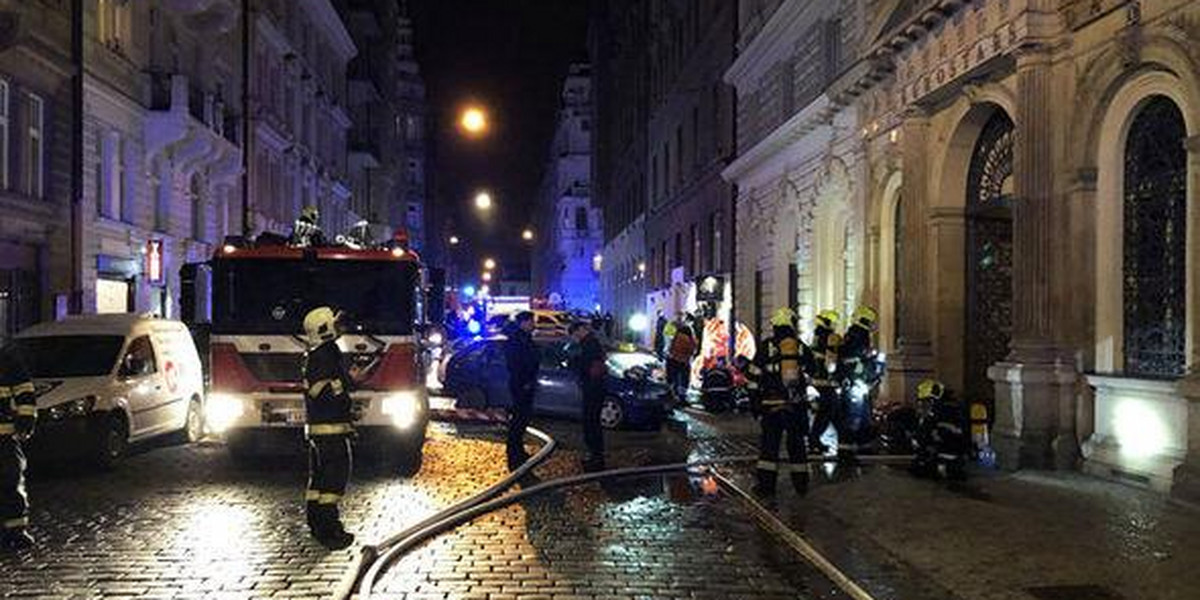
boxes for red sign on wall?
[146,239,164,284]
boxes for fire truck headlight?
[382,391,422,429]
[206,394,245,433]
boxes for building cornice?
[725,1,817,87]
[300,0,357,60]
[722,94,834,184]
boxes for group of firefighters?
[742,305,970,495]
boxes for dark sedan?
[443,337,671,430]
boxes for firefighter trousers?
[808,386,847,450]
[757,404,809,493]
[0,436,28,534]
[306,435,352,537]
[506,385,535,470]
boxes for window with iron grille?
[1123,96,1187,377]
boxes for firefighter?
[834,306,884,460]
[0,345,36,550]
[301,306,358,549]
[745,308,810,495]
[291,205,327,247]
[911,379,969,480]
[805,309,842,454]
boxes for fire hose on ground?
[334,425,914,600]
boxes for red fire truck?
[181,235,429,475]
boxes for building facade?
[533,63,601,311]
[336,0,428,251]
[727,0,1200,501]
[84,0,243,319]
[246,0,355,239]
[0,0,73,343]
[643,0,737,340]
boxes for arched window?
[190,174,204,242]
[1123,96,1187,377]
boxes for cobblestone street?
[0,418,840,599]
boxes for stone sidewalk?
[681,409,1200,600]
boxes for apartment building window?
[690,224,699,275]
[648,248,656,287]
[675,125,683,186]
[152,160,168,232]
[692,106,700,168]
[575,206,588,232]
[663,143,670,196]
[705,212,716,272]
[712,210,723,272]
[651,154,658,201]
[25,93,43,198]
[100,131,125,221]
[98,0,131,54]
[190,174,204,242]
[0,80,9,189]
[660,240,667,285]
[673,233,682,269]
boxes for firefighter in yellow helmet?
[833,306,886,461]
[743,307,811,495]
[0,345,36,550]
[805,309,842,454]
[291,205,327,247]
[911,379,968,480]
[301,306,358,549]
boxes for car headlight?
[46,396,96,420]
[205,393,245,433]
[381,391,422,429]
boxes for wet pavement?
[680,408,1200,600]
[0,415,844,599]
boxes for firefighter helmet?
[303,306,342,346]
[815,309,840,331]
[851,306,878,331]
[916,379,944,401]
[300,205,320,224]
[770,307,797,327]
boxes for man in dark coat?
[569,321,607,471]
[504,311,541,470]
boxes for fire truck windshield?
[212,258,418,335]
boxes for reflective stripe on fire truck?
[306,423,353,436]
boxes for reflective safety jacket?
[745,329,807,408]
[836,325,882,386]
[916,399,969,460]
[805,328,839,388]
[0,348,36,437]
[302,341,354,436]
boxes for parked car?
[443,337,670,429]
[11,314,206,467]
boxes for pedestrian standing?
[504,311,541,471]
[603,312,615,339]
[666,323,697,402]
[569,322,607,471]
[653,311,668,358]
[0,345,36,551]
[301,307,359,550]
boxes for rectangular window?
[673,233,682,269]
[25,93,43,198]
[692,106,700,168]
[0,80,8,189]
[713,210,723,271]
[663,143,670,197]
[788,263,799,312]
[705,213,716,272]
[660,240,667,285]
[690,224,699,275]
[676,125,683,186]
[575,206,588,232]
[651,154,658,201]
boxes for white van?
[12,314,205,467]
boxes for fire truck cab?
[181,235,429,475]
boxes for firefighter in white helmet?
[301,306,357,549]
[743,307,811,495]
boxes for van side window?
[122,335,158,376]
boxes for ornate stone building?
[246,0,355,238]
[0,0,73,342]
[532,63,601,311]
[85,0,242,318]
[727,0,1200,500]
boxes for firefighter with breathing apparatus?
[745,308,811,495]
[911,379,969,480]
[805,309,842,454]
[834,306,886,461]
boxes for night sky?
[409,0,591,282]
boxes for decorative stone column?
[886,109,935,399]
[989,47,1079,470]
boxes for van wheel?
[95,414,128,470]
[183,398,204,443]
